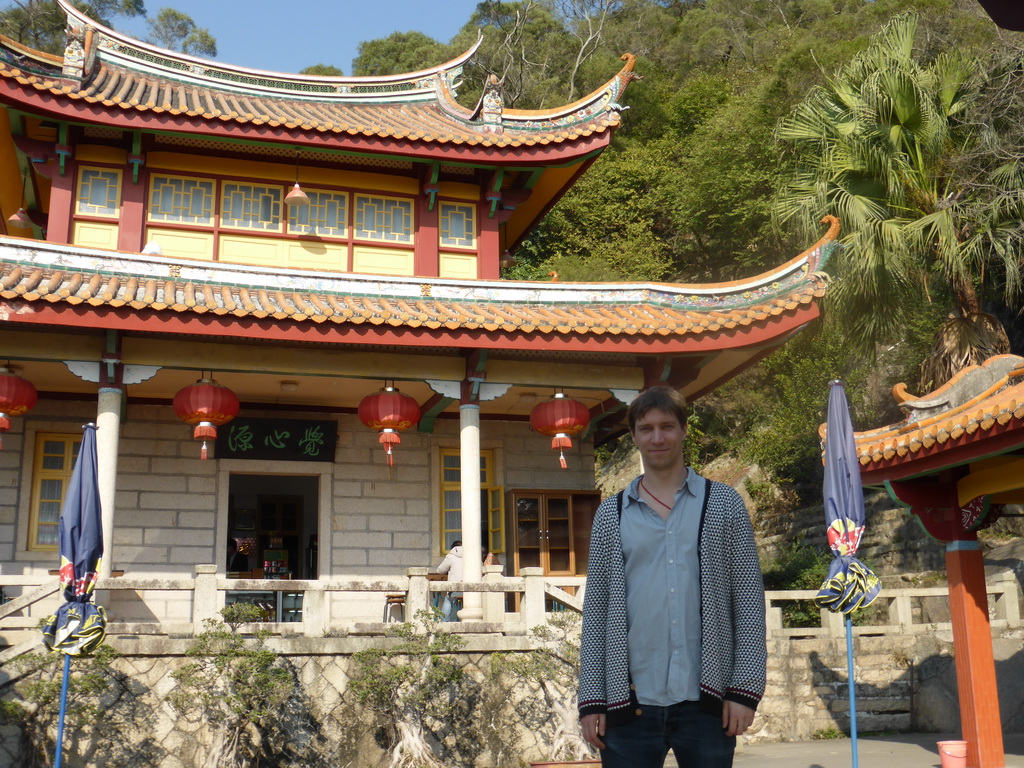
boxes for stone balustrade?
[0,568,1019,651]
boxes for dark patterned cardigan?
[578,477,767,725]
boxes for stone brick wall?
[0,398,596,624]
[3,625,1023,768]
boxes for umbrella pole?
[54,653,70,768]
[846,615,858,768]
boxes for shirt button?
[670,588,675,593]
[668,530,673,534]
[669,559,674,564]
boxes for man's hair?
[627,385,689,433]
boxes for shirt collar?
[625,468,702,503]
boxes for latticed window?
[440,202,476,248]
[220,182,282,231]
[288,190,348,236]
[354,194,413,243]
[148,175,215,225]
[76,168,121,217]
[29,435,81,551]
[439,449,503,555]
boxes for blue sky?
[118,1,483,75]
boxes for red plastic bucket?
[937,740,967,768]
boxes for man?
[578,385,766,768]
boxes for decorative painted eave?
[0,1,630,150]
[831,355,1024,485]
[0,219,833,341]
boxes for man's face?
[631,407,687,471]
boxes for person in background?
[436,540,464,621]
[226,538,248,572]
[578,385,766,768]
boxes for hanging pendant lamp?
[285,152,309,207]
[7,169,31,229]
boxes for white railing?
[1,567,1019,648]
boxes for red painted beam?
[0,299,823,355]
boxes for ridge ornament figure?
[578,386,767,768]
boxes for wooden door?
[511,492,575,575]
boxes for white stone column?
[96,388,122,579]
[458,403,483,621]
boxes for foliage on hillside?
[345,0,1024,489]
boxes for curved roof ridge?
[684,214,840,293]
[437,52,638,127]
[56,0,481,98]
[503,53,637,121]
[0,32,63,67]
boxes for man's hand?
[580,713,606,749]
[722,701,755,737]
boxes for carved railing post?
[193,564,218,630]
[521,567,545,630]
[407,567,429,622]
[482,564,504,622]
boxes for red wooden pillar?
[47,165,74,244]
[117,170,146,252]
[946,540,1005,768]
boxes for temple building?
[0,0,834,632]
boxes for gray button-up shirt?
[620,469,705,706]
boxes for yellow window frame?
[75,166,122,218]
[147,173,216,226]
[439,449,504,556]
[28,433,81,552]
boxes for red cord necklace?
[639,476,674,511]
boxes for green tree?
[146,6,216,56]
[300,63,343,76]
[0,0,145,54]
[774,13,1024,385]
[352,30,454,76]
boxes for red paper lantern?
[173,379,240,460]
[358,386,421,469]
[0,367,38,451]
[530,393,590,469]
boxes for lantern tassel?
[551,434,572,450]
[194,422,217,440]
[559,450,567,470]
[201,441,208,460]
[379,431,401,446]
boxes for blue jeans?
[601,701,735,768]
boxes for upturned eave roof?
[0,1,636,158]
[838,354,1024,487]
[0,218,837,355]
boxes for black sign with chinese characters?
[215,418,337,462]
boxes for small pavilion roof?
[0,0,635,152]
[839,354,1024,489]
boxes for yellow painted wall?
[439,252,478,280]
[437,181,479,201]
[77,145,129,165]
[285,240,349,271]
[145,227,215,261]
[145,152,418,194]
[352,245,414,276]
[73,221,119,250]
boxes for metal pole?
[847,615,859,768]
[54,653,70,768]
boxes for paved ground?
[661,733,1024,768]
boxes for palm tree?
[774,13,1024,389]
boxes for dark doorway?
[228,475,319,579]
